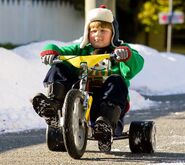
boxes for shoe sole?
[32,94,55,117]
[94,118,113,152]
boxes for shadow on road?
[83,150,185,163]
[0,129,46,153]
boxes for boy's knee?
[107,75,124,83]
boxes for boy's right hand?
[40,50,59,65]
[41,54,56,65]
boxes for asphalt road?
[1,94,185,165]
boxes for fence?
[0,0,84,44]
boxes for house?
[0,0,84,45]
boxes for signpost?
[158,0,184,52]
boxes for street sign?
[159,11,184,24]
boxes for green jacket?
[42,43,144,88]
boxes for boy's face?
[89,26,112,49]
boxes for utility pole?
[167,0,173,52]
[85,0,96,23]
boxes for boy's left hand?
[114,46,131,62]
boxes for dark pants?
[43,63,79,90]
[89,75,128,122]
[43,63,128,122]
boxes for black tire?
[63,89,88,159]
[46,126,66,152]
[129,121,156,153]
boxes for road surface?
[1,94,185,165]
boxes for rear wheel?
[46,126,66,152]
[63,89,88,159]
[129,121,156,153]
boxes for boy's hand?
[41,55,56,65]
[40,50,59,65]
[114,46,131,62]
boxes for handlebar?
[53,53,117,68]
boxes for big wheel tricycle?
[45,54,156,159]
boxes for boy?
[32,5,144,151]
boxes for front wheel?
[129,121,156,153]
[62,89,88,159]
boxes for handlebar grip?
[110,53,118,59]
[52,56,63,64]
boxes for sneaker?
[31,93,58,118]
[93,116,113,152]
